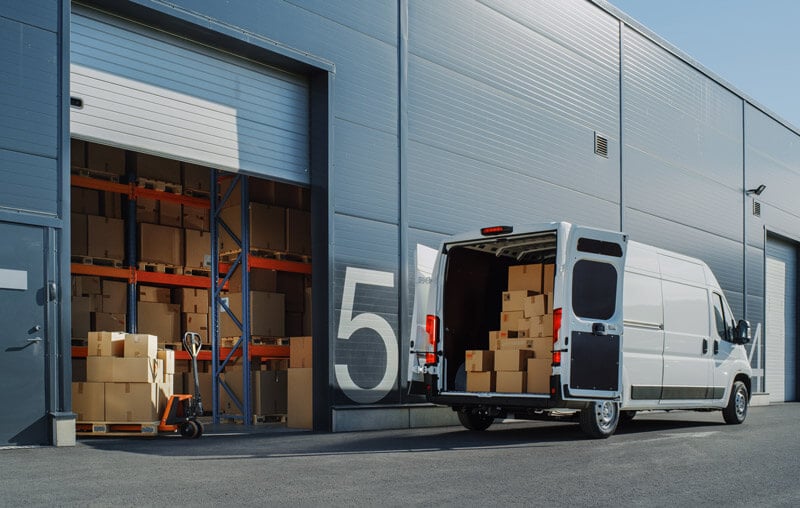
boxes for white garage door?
[765,236,798,402]
[70,5,309,184]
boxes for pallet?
[220,248,311,264]
[220,336,287,348]
[253,414,287,425]
[183,267,211,277]
[137,177,183,194]
[76,421,159,437]
[184,188,211,199]
[72,255,124,268]
[137,261,183,275]
[71,166,121,183]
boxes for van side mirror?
[734,319,751,344]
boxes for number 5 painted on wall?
[335,266,398,404]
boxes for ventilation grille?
[594,132,608,158]
[753,200,761,217]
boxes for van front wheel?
[457,410,494,431]
[579,401,619,438]
[722,380,748,424]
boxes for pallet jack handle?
[183,332,203,415]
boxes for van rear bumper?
[426,375,587,410]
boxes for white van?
[409,222,752,438]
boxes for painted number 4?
[335,267,398,404]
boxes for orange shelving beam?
[71,174,130,195]
[71,174,210,209]
[71,344,288,360]
[70,263,132,281]
[135,271,215,289]
[219,255,312,275]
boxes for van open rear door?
[561,226,627,401]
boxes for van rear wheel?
[457,410,494,431]
[579,401,619,439]
[722,380,748,424]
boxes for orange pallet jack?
[159,332,204,438]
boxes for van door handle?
[702,338,708,354]
[713,340,719,355]
[592,323,606,336]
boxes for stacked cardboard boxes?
[288,336,313,429]
[72,331,174,422]
[465,263,556,394]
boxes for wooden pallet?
[76,421,159,437]
[71,166,121,182]
[72,255,124,268]
[253,414,287,425]
[137,177,183,194]
[183,267,211,277]
[137,261,183,274]
[220,336,287,348]
[184,188,211,199]
[220,248,311,264]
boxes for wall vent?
[594,132,608,158]
[753,200,761,217]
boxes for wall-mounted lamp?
[746,184,766,196]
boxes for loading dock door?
[70,6,310,184]
[766,236,798,402]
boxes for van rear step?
[76,421,159,437]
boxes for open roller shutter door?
[765,236,798,402]
[70,6,309,184]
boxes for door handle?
[592,323,606,336]
[714,340,719,355]
[702,338,708,354]
[27,337,42,343]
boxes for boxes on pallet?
[71,187,100,215]
[72,382,105,421]
[138,285,171,304]
[500,311,523,331]
[72,297,92,339]
[92,312,126,332]
[159,200,182,228]
[496,371,527,393]
[219,203,286,252]
[182,313,209,344]
[87,215,124,260]
[124,334,158,359]
[88,331,125,357]
[136,152,180,183]
[466,371,495,392]
[87,357,163,383]
[137,197,159,224]
[277,271,305,313]
[137,301,180,343]
[176,288,208,313]
[465,350,493,372]
[71,213,88,256]
[255,370,288,415]
[104,382,160,422]
[286,208,311,255]
[220,291,285,338]
[285,312,303,337]
[139,223,184,266]
[87,143,125,175]
[184,229,210,268]
[102,191,123,219]
[290,336,312,368]
[287,368,312,429]
[72,275,101,296]
[183,205,209,231]
[101,279,127,314]
[494,350,534,371]
[508,264,542,292]
[228,268,277,292]
[183,163,211,193]
[502,290,537,312]
[527,358,551,394]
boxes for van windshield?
[572,260,617,319]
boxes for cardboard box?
[112,357,163,383]
[287,368,313,429]
[86,356,115,382]
[88,331,125,357]
[104,382,160,422]
[466,371,495,392]
[285,312,303,337]
[72,297,92,339]
[527,358,551,394]
[137,152,180,183]
[139,223,184,266]
[138,285,171,304]
[497,338,537,351]
[277,271,305,313]
[71,213,88,256]
[159,200,182,227]
[228,268,277,292]
[157,349,176,377]
[543,264,555,294]
[71,138,86,168]
[87,215,124,260]
[184,371,213,406]
[158,378,174,415]
[176,288,208,313]
[72,357,87,382]
[183,205,210,231]
[496,371,527,393]
[125,334,158,359]
[220,203,286,252]
[494,349,534,371]
[183,313,209,344]
[255,370,288,415]
[502,290,537,312]
[71,187,100,215]
[101,279,127,314]
[102,191,123,219]
[136,197,159,224]
[530,337,552,359]
[184,229,210,268]
[273,181,308,210]
[72,382,105,421]
[183,163,211,193]
[465,350,494,372]
[220,291,285,338]
[72,275,101,296]
[522,314,554,338]
[523,294,548,318]
[87,143,125,175]
[488,330,517,351]
[286,208,311,255]
[546,292,554,314]
[290,336,312,368]
[92,312,126,332]
[500,311,524,331]
[508,264,542,292]
[137,301,181,342]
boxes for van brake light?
[552,308,562,366]
[425,315,439,364]
[481,226,512,236]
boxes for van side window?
[572,260,617,319]
[712,293,729,341]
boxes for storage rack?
[71,163,311,424]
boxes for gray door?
[0,222,48,444]
[766,236,798,402]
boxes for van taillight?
[481,225,513,236]
[552,308,562,366]
[425,314,439,364]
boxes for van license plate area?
[570,331,619,391]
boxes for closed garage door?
[70,5,309,184]
[765,235,798,402]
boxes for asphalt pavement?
[1,403,798,507]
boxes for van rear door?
[561,226,627,400]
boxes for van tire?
[579,401,619,438]
[457,410,494,431]
[722,380,749,424]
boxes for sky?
[608,0,800,129]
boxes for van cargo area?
[441,230,557,394]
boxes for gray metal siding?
[0,0,59,32]
[766,236,798,401]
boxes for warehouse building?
[0,0,798,446]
